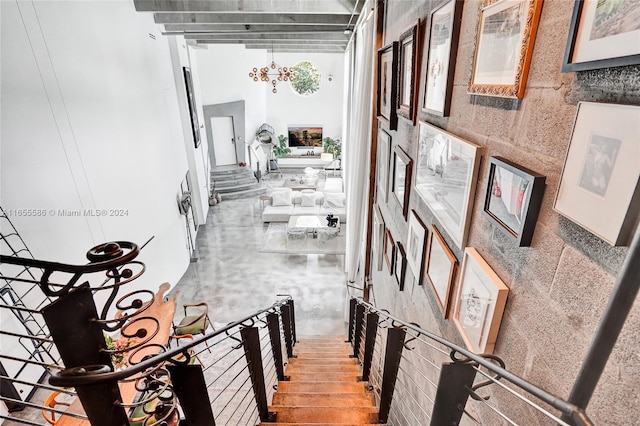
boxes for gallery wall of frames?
[370,0,640,424]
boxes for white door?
[211,116,237,166]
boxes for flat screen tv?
[288,126,323,147]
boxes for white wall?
[1,1,191,292]
[265,52,345,152]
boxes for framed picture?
[384,228,396,274]
[423,0,464,116]
[397,22,420,124]
[468,0,542,98]
[394,242,407,291]
[554,102,640,246]
[288,126,323,147]
[406,210,428,283]
[392,146,413,219]
[482,157,546,247]
[562,0,640,72]
[415,122,482,249]
[377,42,399,130]
[373,206,385,272]
[182,67,201,148]
[377,128,392,203]
[452,248,509,354]
[424,225,458,318]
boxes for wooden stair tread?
[277,381,368,393]
[272,392,374,407]
[271,406,378,424]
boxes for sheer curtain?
[344,5,376,292]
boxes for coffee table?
[282,179,317,191]
[287,215,340,239]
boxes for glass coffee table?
[287,215,340,239]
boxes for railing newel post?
[281,303,295,358]
[378,326,406,423]
[361,312,379,382]
[347,298,357,342]
[241,326,276,423]
[288,299,297,344]
[267,312,288,381]
[429,361,477,426]
[167,364,216,425]
[352,303,365,359]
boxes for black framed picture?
[377,42,399,130]
[397,22,420,124]
[182,67,201,148]
[482,156,545,246]
[394,241,407,291]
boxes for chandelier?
[249,47,296,93]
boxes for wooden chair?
[172,303,211,337]
[42,391,71,425]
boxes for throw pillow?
[301,192,316,207]
[323,192,345,209]
[271,190,292,206]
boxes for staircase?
[211,166,266,200]
[264,335,380,425]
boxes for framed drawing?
[482,156,546,247]
[377,128,392,203]
[562,0,640,72]
[406,210,428,283]
[424,225,458,318]
[468,0,542,98]
[423,0,464,116]
[394,242,407,291]
[554,102,640,246]
[373,206,385,271]
[415,122,482,249]
[384,228,396,274]
[397,22,420,124]
[182,67,201,148]
[392,146,413,219]
[377,42,399,130]
[452,248,509,354]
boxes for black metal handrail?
[348,297,594,426]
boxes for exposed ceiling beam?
[136,0,358,14]
[153,13,354,26]
[184,32,349,41]
[162,24,350,33]
[196,39,347,46]
[244,44,345,51]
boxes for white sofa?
[262,187,346,223]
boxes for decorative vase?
[215,193,222,203]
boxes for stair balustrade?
[347,297,594,425]
[0,241,296,426]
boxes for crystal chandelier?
[249,46,296,93]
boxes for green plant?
[323,137,342,159]
[273,134,291,157]
[290,61,321,96]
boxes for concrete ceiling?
[134,0,363,53]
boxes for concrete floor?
[168,171,348,336]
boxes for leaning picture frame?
[406,210,428,283]
[423,0,464,116]
[394,242,407,291]
[373,206,386,272]
[392,146,414,220]
[468,0,542,99]
[482,156,546,247]
[182,67,201,148]
[377,42,399,130]
[377,128,392,203]
[554,102,640,246]
[424,225,458,318]
[384,228,396,274]
[452,247,509,354]
[397,22,420,124]
[415,122,482,249]
[562,0,640,72]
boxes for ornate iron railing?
[0,240,296,426]
[347,297,594,426]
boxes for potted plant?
[274,135,291,157]
[323,137,341,160]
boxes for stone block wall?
[370,1,640,424]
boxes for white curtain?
[344,5,376,289]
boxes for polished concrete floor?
[169,171,348,336]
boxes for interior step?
[215,181,261,193]
[260,424,380,426]
[277,381,367,394]
[287,372,360,382]
[272,392,374,407]
[285,364,361,374]
[214,186,266,200]
[269,406,378,424]
[287,358,358,366]
[214,176,258,188]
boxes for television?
[288,126,323,148]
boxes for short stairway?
[211,166,266,200]
[263,335,380,425]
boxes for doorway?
[211,116,236,166]
[203,100,246,168]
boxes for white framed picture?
[406,210,428,283]
[554,102,640,246]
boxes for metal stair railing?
[348,297,594,426]
[0,240,297,426]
